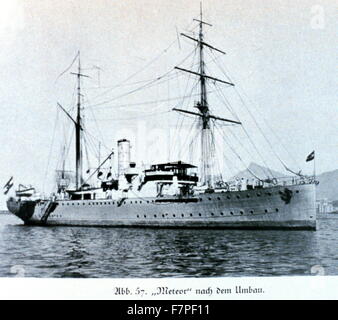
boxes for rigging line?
[91,41,178,101]
[214,122,253,180]
[85,75,177,90]
[171,77,200,157]
[210,120,242,179]
[209,50,235,84]
[177,117,199,160]
[90,21,198,102]
[83,134,91,173]
[83,129,111,152]
[218,129,242,179]
[233,86,292,175]
[43,108,59,193]
[90,90,217,110]
[54,51,80,84]
[87,110,172,122]
[234,85,301,172]
[87,69,176,107]
[227,123,275,178]
[84,94,106,148]
[208,83,238,123]
[85,130,108,161]
[83,131,99,161]
[170,46,199,157]
[84,69,185,96]
[211,53,300,173]
[208,82,275,178]
[57,127,75,179]
[211,82,238,120]
[88,48,197,108]
[56,120,73,171]
[214,122,265,181]
[209,70,278,177]
[209,121,224,181]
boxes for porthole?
[199,213,202,217]
[265,209,268,213]
[276,208,279,212]
[190,213,193,217]
[181,214,184,217]
[250,210,254,214]
[230,211,234,215]
[247,194,250,198]
[211,212,214,216]
[137,215,139,218]
[217,197,221,200]
[240,211,243,215]
[296,190,299,193]
[257,193,261,197]
[147,201,149,203]
[220,212,224,216]
[236,195,240,199]
[173,214,176,217]
[199,198,203,201]
[144,215,147,218]
[208,197,212,201]
[227,195,231,199]
[154,214,157,218]
[162,214,165,218]
[267,192,272,196]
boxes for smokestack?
[117,139,131,177]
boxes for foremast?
[173,6,240,188]
[58,52,89,190]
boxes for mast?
[71,52,89,190]
[75,56,82,189]
[57,52,89,190]
[197,5,212,187]
[173,5,240,188]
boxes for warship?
[6,9,317,229]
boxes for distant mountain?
[232,162,338,201]
[316,169,338,201]
[232,162,285,180]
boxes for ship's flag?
[306,151,315,162]
[3,176,14,195]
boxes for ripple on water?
[0,215,337,277]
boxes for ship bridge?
[144,161,198,185]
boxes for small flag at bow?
[306,151,315,162]
[3,176,14,195]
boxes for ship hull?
[7,183,316,230]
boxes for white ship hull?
[7,183,316,230]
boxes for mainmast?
[173,6,240,188]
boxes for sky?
[0,0,337,208]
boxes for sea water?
[0,213,337,277]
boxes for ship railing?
[220,175,317,192]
